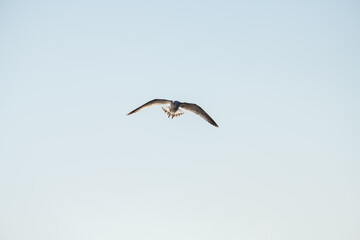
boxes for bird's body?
[162,101,183,118]
[127,99,218,127]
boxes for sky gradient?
[1,1,359,239]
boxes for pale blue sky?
[0,1,359,240]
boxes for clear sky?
[0,0,359,239]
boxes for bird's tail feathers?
[162,107,184,119]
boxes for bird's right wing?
[127,99,171,115]
[179,102,219,127]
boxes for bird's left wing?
[127,99,171,115]
[179,102,219,127]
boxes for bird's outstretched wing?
[179,102,218,127]
[127,99,171,115]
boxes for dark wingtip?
[210,120,219,127]
[207,121,218,127]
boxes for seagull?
[127,99,219,127]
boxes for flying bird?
[127,99,218,127]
